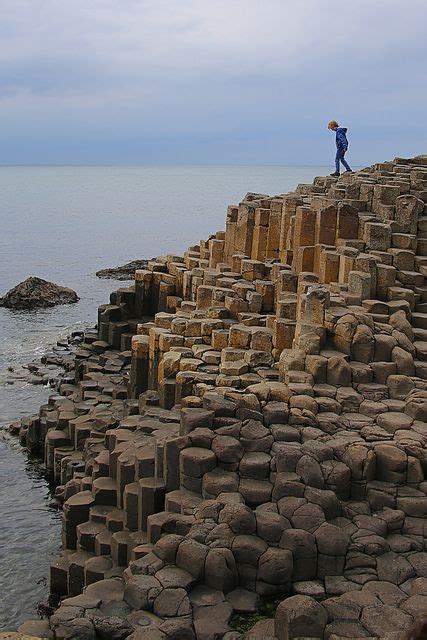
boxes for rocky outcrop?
[9,154,427,639]
[0,277,79,310]
[96,260,150,280]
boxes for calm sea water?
[0,165,329,630]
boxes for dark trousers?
[335,147,351,173]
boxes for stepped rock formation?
[12,155,427,640]
[0,277,79,310]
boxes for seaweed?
[230,597,280,633]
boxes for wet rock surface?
[6,154,427,639]
[0,277,79,310]
[96,260,150,281]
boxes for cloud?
[0,0,426,163]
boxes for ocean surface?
[0,164,329,630]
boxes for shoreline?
[5,155,427,639]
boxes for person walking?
[328,120,352,177]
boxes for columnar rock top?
[13,155,427,640]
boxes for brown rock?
[274,595,327,640]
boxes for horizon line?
[0,162,365,168]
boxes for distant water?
[0,165,329,630]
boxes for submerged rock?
[96,259,150,280]
[0,277,79,310]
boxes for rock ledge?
[96,259,150,280]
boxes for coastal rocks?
[2,331,84,391]
[0,277,79,310]
[7,154,427,640]
[96,260,150,280]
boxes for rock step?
[84,554,123,585]
[76,520,106,552]
[414,361,427,379]
[105,508,126,532]
[414,341,427,361]
[413,327,427,341]
[51,548,126,600]
[111,530,142,566]
[164,489,203,514]
[412,312,427,329]
[67,549,96,596]
[92,476,118,505]
[147,511,195,544]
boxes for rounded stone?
[376,412,413,434]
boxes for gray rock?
[219,503,256,534]
[205,547,238,592]
[361,603,413,636]
[274,595,327,640]
[232,535,268,566]
[93,616,134,639]
[257,547,293,587]
[124,575,162,610]
[280,528,317,581]
[17,620,54,638]
[159,616,195,640]
[324,590,380,621]
[245,618,276,639]
[292,580,325,598]
[153,587,191,617]
[0,276,79,309]
[314,522,350,556]
[154,535,184,564]
[376,551,415,585]
[212,435,244,463]
[226,587,259,613]
[155,566,195,590]
[193,601,233,640]
[96,259,149,280]
[50,617,96,640]
[176,538,209,579]
[255,509,291,544]
[324,619,372,638]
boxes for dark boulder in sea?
[96,259,150,280]
[0,277,79,310]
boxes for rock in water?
[0,277,79,310]
[96,259,150,280]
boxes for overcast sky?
[1,0,426,165]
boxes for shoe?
[345,169,353,173]
[330,172,340,177]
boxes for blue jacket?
[336,127,348,150]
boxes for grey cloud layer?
[0,0,426,163]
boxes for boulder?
[0,276,79,310]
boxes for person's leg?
[335,149,340,174]
[339,149,352,171]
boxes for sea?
[0,164,330,630]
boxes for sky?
[0,0,426,165]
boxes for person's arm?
[336,129,348,149]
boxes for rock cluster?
[11,155,427,639]
[96,260,150,281]
[0,277,79,310]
